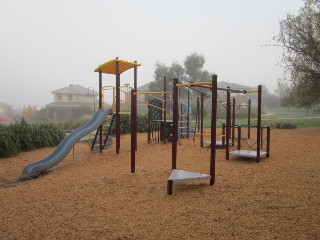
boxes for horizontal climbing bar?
[134,91,173,95]
[177,82,212,87]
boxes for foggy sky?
[0,0,303,109]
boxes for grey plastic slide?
[22,109,113,177]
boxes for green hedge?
[110,114,148,134]
[0,119,64,158]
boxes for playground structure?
[167,78,218,195]
[94,58,141,154]
[21,58,141,177]
[21,57,271,196]
[193,90,252,149]
[225,86,271,163]
[189,83,270,163]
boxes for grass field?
[193,107,320,128]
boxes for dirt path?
[1,129,319,239]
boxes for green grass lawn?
[190,107,320,128]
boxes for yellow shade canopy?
[94,58,141,75]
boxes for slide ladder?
[178,103,191,138]
[91,114,115,151]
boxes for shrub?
[110,114,148,134]
[0,118,64,158]
[275,122,297,129]
[0,125,19,158]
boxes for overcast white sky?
[1,0,303,109]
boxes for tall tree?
[149,61,186,92]
[276,0,320,108]
[150,53,211,93]
[184,53,206,82]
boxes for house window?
[57,94,62,101]
[68,94,73,101]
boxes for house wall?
[54,94,96,104]
[0,105,13,117]
[76,95,96,104]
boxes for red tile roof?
[0,116,13,124]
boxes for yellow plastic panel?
[94,58,141,75]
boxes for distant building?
[0,116,14,125]
[46,84,99,119]
[0,102,13,117]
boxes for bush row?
[0,114,149,158]
[109,114,148,134]
[55,114,148,134]
[0,118,65,158]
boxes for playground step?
[229,150,267,158]
[168,169,211,182]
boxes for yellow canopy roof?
[94,58,141,75]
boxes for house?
[46,84,99,119]
[0,116,14,125]
[0,102,13,117]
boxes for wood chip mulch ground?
[1,128,319,239]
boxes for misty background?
[0,0,303,110]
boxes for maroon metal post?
[248,99,251,139]
[226,90,231,160]
[116,59,120,154]
[232,98,236,146]
[256,85,262,163]
[134,61,138,151]
[147,99,151,144]
[99,70,103,153]
[200,93,204,147]
[99,71,103,109]
[167,78,179,195]
[197,96,200,131]
[266,126,271,158]
[172,78,179,170]
[163,76,167,144]
[130,89,136,173]
[210,75,217,186]
[237,125,241,150]
[222,123,226,148]
[261,127,264,149]
[167,180,173,195]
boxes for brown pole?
[197,96,200,131]
[116,59,120,154]
[131,89,136,173]
[261,128,264,149]
[163,76,167,144]
[147,99,151,144]
[226,90,231,160]
[266,126,271,158]
[200,93,204,147]
[210,75,217,186]
[172,78,178,170]
[237,125,241,150]
[256,85,262,163]
[232,98,236,146]
[99,71,103,109]
[99,71,103,153]
[134,61,138,151]
[222,123,226,148]
[248,99,251,139]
